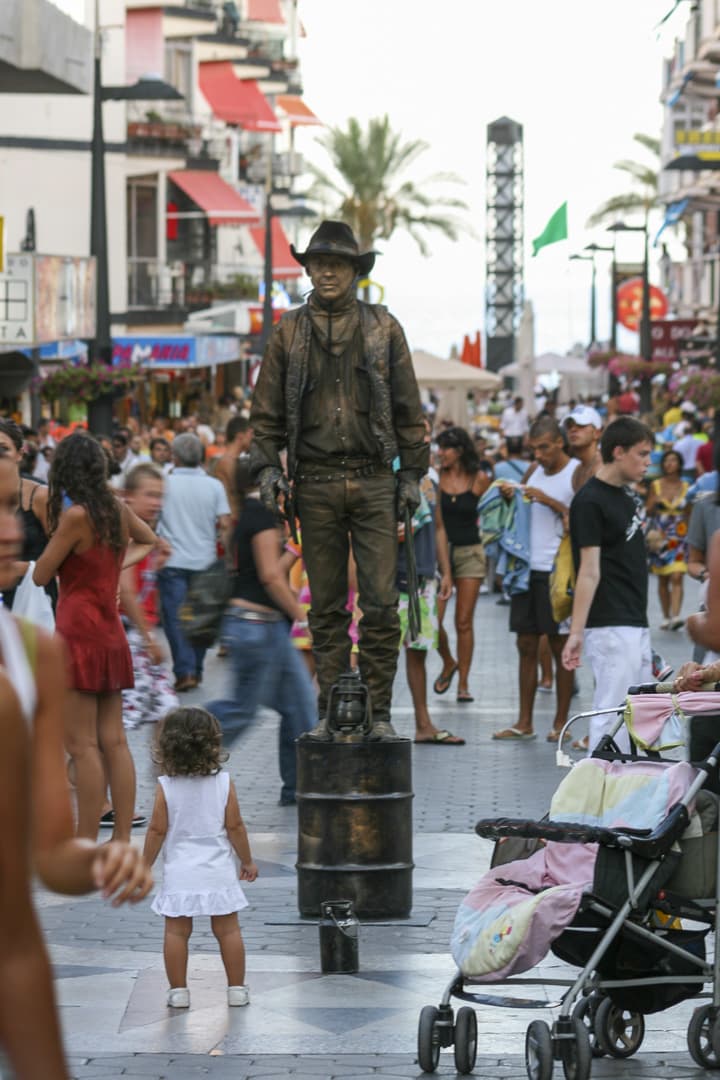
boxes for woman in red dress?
[34,434,156,841]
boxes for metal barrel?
[296,739,413,918]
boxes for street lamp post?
[570,243,615,352]
[260,150,275,356]
[87,0,182,435]
[584,242,614,349]
[259,173,314,354]
[569,252,596,349]
[87,9,113,436]
[607,221,651,412]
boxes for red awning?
[249,218,302,278]
[167,171,260,227]
[275,94,321,126]
[199,62,281,132]
[246,0,284,23]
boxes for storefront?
[111,333,248,420]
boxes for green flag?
[532,202,568,256]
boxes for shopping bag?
[178,559,232,647]
[549,533,575,624]
[11,561,55,632]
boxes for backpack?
[549,533,575,624]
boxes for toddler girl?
[143,706,258,1008]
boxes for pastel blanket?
[624,691,720,752]
[451,757,697,980]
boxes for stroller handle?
[627,681,675,695]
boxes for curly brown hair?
[153,707,228,776]
[47,432,124,551]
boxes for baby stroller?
[417,683,720,1078]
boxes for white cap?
[680,400,697,415]
[563,405,603,431]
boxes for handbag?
[549,532,575,624]
[178,559,232,647]
[10,561,55,632]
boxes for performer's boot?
[368,715,400,741]
[302,714,332,741]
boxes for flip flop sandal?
[492,727,536,741]
[572,736,589,751]
[546,729,563,742]
[414,730,465,746]
[433,665,458,695]
[456,692,475,703]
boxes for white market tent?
[501,351,605,401]
[411,350,502,428]
[412,350,502,392]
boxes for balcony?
[127,118,203,155]
[128,258,187,312]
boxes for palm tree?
[305,114,468,257]
[586,133,660,228]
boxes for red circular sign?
[616,277,669,332]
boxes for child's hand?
[240,861,258,882]
[146,638,165,667]
[92,842,153,906]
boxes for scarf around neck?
[308,287,360,357]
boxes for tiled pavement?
[30,579,716,1079]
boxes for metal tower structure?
[485,117,524,373]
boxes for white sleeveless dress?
[0,607,37,724]
[151,771,248,917]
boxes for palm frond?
[306,114,470,255]
[612,160,658,189]
[586,192,651,228]
[633,133,661,158]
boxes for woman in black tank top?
[433,426,492,703]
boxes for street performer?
[250,220,428,739]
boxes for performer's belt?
[228,606,285,623]
[296,459,390,482]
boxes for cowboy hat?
[290,220,376,277]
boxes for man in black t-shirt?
[562,418,654,750]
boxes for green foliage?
[586,133,660,228]
[306,114,468,255]
[210,274,258,300]
[39,364,143,403]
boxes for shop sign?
[0,254,33,344]
[616,278,669,332]
[113,337,195,366]
[0,253,96,347]
[34,255,96,342]
[650,319,696,363]
[195,336,241,366]
[112,335,241,368]
[675,129,720,157]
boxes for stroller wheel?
[418,1005,441,1073]
[525,1019,553,1080]
[571,993,605,1058]
[688,1004,720,1069]
[594,997,644,1059]
[454,1006,477,1075]
[559,1017,591,1080]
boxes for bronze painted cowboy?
[249,220,428,739]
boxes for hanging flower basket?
[38,363,144,403]
[668,367,720,410]
[586,349,621,369]
[606,356,673,379]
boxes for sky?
[294,0,683,360]
[51,0,685,360]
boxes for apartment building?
[660,0,720,327]
[0,0,318,412]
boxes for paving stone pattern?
[29,582,707,1079]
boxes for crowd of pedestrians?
[6,335,720,1076]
